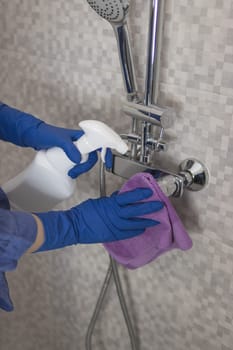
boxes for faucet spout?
[109,154,209,197]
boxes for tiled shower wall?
[0,0,233,349]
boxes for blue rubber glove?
[0,103,112,178]
[35,188,164,251]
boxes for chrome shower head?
[86,0,138,100]
[86,0,130,23]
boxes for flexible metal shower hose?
[85,161,139,350]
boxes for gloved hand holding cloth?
[0,187,163,311]
[35,188,163,250]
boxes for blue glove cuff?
[35,211,79,252]
[0,103,43,147]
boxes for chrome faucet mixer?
[86,0,209,195]
[86,0,209,193]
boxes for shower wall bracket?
[123,101,176,129]
[121,101,176,158]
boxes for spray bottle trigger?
[80,149,107,165]
[80,153,88,164]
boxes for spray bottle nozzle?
[45,120,129,174]
[75,120,128,163]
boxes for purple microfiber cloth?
[103,172,192,269]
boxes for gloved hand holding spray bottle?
[2,119,129,211]
[1,115,163,244]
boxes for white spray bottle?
[2,120,128,212]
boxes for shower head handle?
[112,23,139,101]
[86,0,139,101]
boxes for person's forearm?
[0,103,42,146]
[27,215,45,253]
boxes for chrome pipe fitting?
[144,0,165,106]
[113,24,140,102]
[136,0,165,163]
[123,101,176,129]
[122,101,175,162]
[179,159,209,192]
